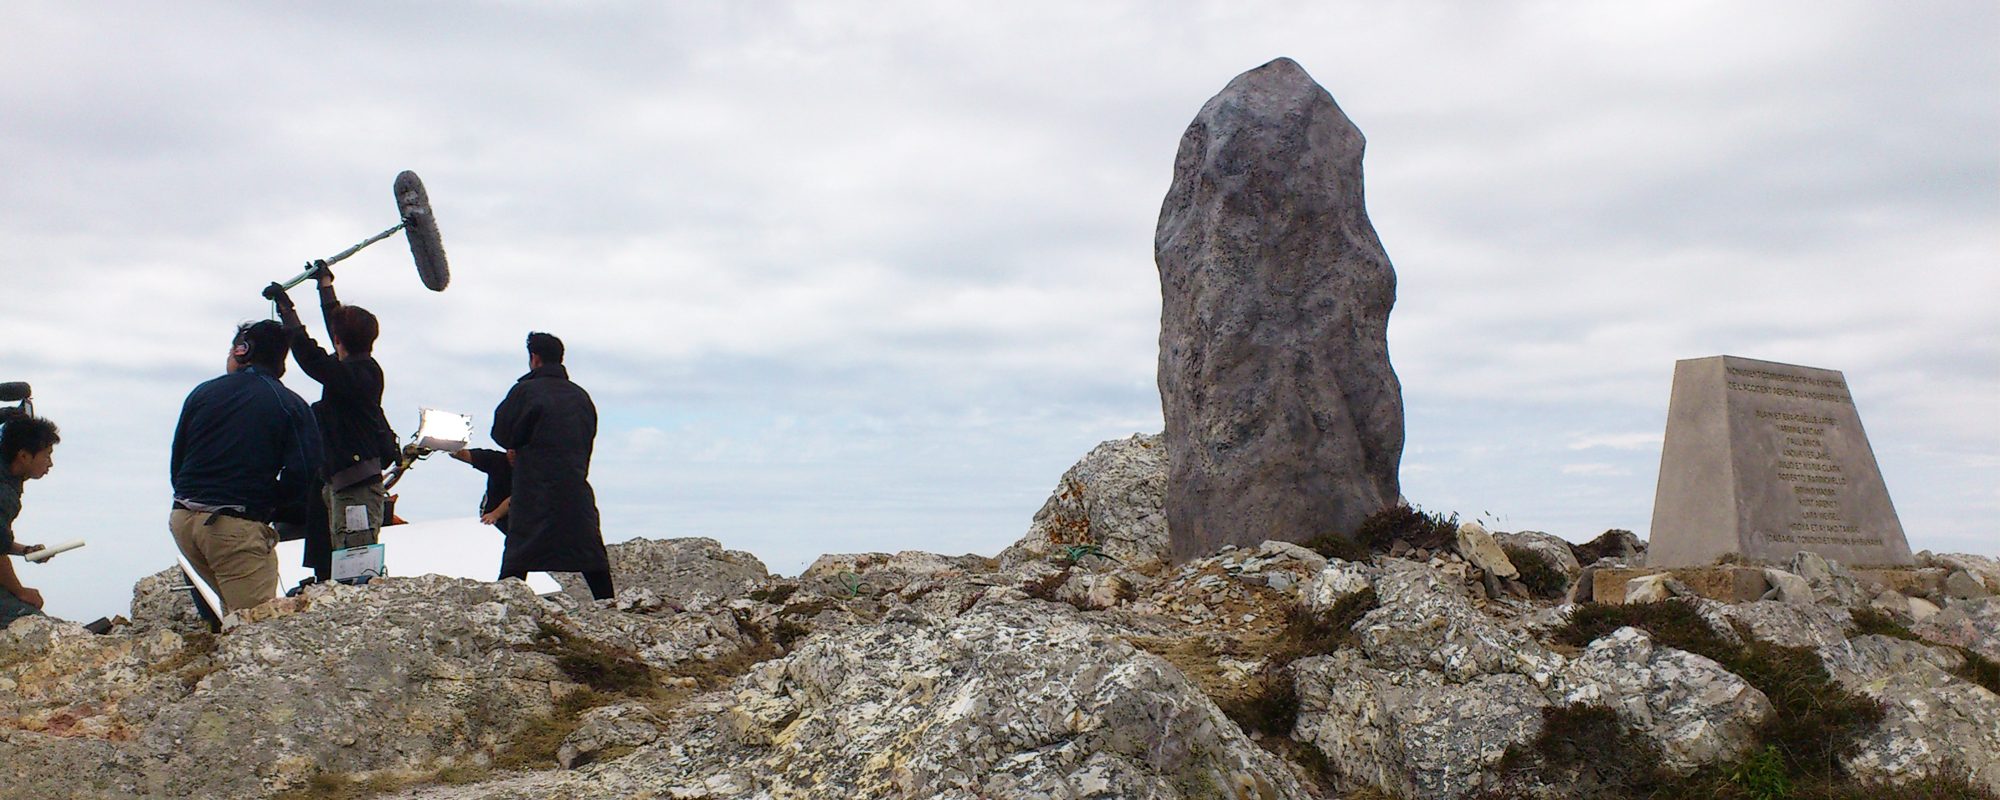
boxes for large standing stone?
[1155,57,1404,561]
[1648,355,1913,567]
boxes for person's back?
[171,370,318,511]
[491,332,611,599]
[170,320,321,614]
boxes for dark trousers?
[0,587,42,628]
[501,567,614,600]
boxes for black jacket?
[461,447,512,535]
[283,288,396,488]
[171,366,323,514]
[491,364,607,573]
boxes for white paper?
[342,504,372,532]
[331,544,386,581]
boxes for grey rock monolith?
[1155,57,1404,562]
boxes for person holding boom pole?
[264,265,399,581]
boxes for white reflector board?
[276,517,561,594]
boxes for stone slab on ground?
[1648,355,1913,568]
[1592,567,1770,605]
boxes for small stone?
[1762,569,1815,605]
[1455,522,1520,581]
[1945,570,1990,599]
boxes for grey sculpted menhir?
[1156,58,1404,561]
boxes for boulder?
[1829,635,2000,794]
[1155,56,1403,562]
[1945,570,1991,600]
[1294,650,1546,799]
[555,537,768,610]
[1913,597,2000,662]
[0,577,587,798]
[1454,522,1518,580]
[1494,530,1582,578]
[1549,627,1772,773]
[997,433,1170,572]
[556,702,665,769]
[1355,560,1559,684]
[1574,529,1644,566]
[722,600,1313,798]
[124,566,209,636]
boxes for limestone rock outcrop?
[552,536,768,610]
[999,432,1170,571]
[1155,56,1404,562]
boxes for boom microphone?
[395,171,450,292]
[273,170,451,293]
[0,382,28,402]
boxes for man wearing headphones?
[169,320,322,614]
[0,416,60,627]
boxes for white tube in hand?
[24,539,83,562]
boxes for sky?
[2,1,1994,621]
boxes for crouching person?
[169,320,323,614]
[1,416,60,627]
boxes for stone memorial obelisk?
[1156,58,1404,562]
[1648,355,1913,567]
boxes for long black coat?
[490,364,607,574]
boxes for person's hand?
[313,261,334,287]
[479,509,503,525]
[21,543,48,562]
[16,586,43,609]
[262,282,294,309]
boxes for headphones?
[232,337,256,365]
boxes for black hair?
[234,320,290,375]
[526,331,564,364]
[331,305,379,354]
[0,416,59,467]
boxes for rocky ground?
[3,433,1997,799]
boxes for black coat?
[490,364,607,574]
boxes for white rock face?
[998,433,1170,572]
[1549,627,1772,773]
[1303,559,1376,615]
[1357,560,1558,683]
[724,601,1310,798]
[1295,650,1547,800]
[1829,635,2000,793]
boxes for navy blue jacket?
[170,366,323,514]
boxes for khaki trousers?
[169,509,279,614]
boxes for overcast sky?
[4,1,1994,621]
